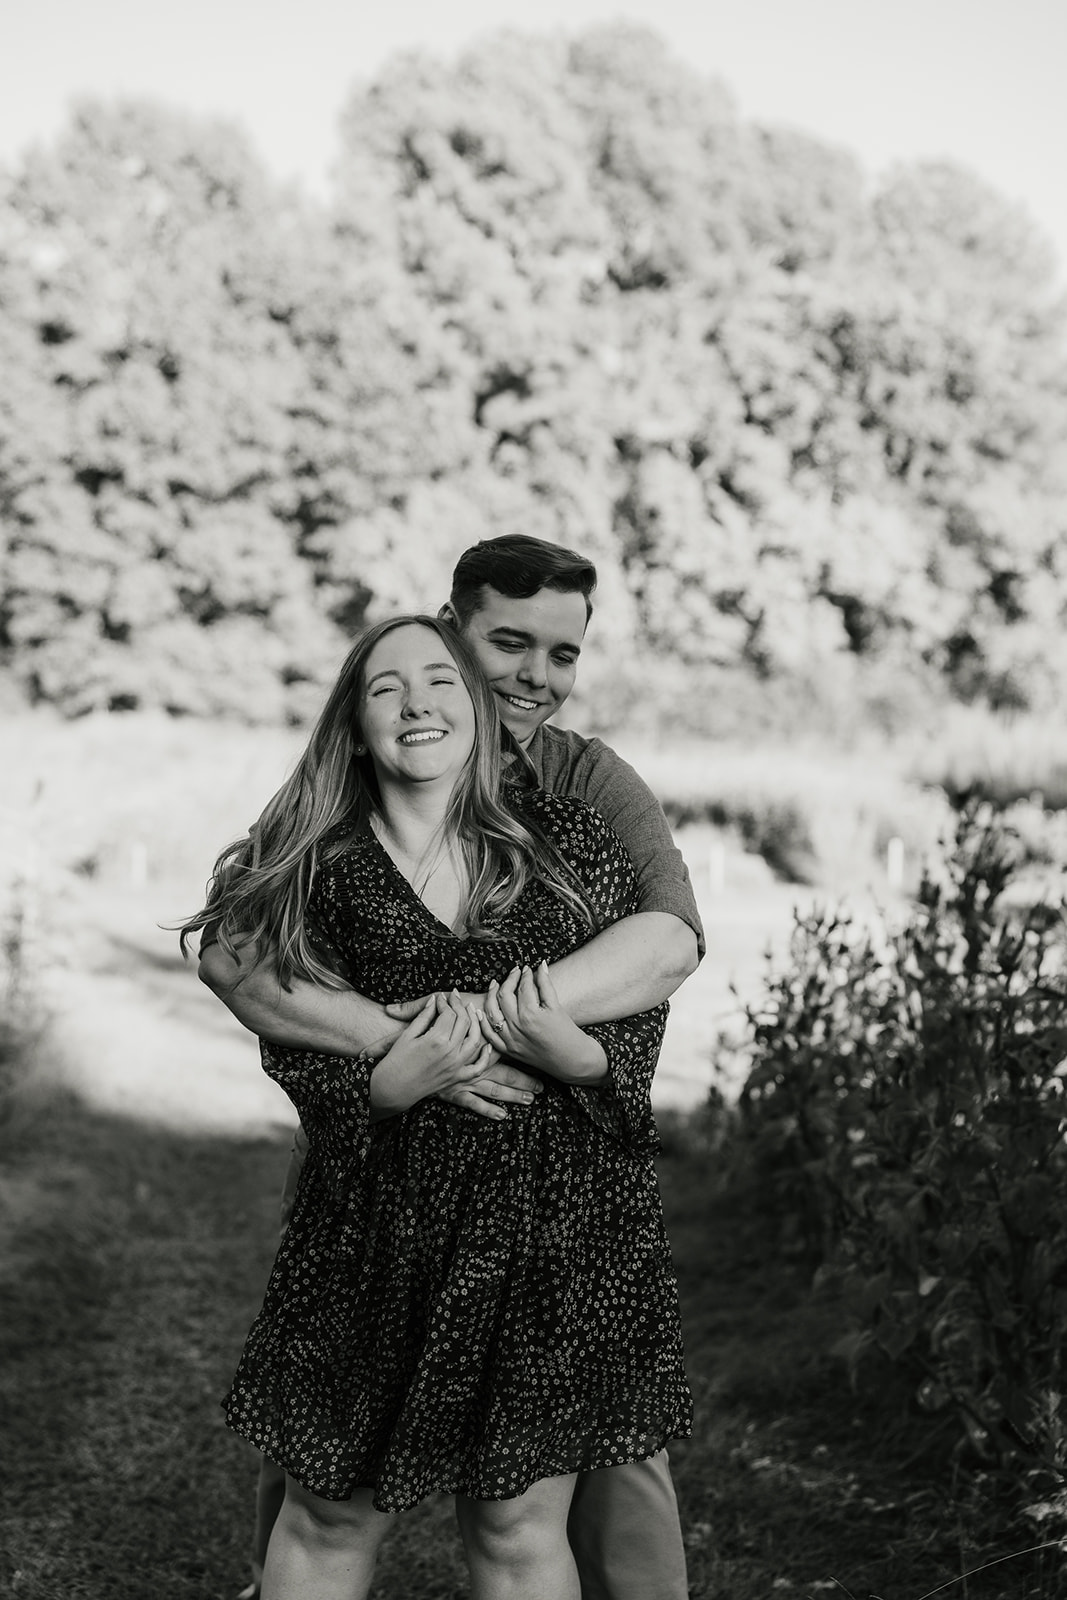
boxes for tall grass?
[0,791,53,1106]
[903,705,1067,811]
[622,738,954,889]
[1,711,304,893]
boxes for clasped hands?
[369,963,606,1122]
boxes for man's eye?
[493,641,523,652]
[552,654,577,667]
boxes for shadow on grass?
[1,1086,1063,1600]
[0,1083,469,1600]
[658,1117,1067,1600]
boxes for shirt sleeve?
[568,740,705,956]
[259,1041,374,1195]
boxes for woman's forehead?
[363,624,459,679]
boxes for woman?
[183,616,691,1600]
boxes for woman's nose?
[401,690,432,717]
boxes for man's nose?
[517,651,548,688]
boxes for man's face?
[442,584,588,749]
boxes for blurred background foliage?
[1,22,1064,737]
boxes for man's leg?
[567,1452,689,1600]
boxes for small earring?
[354,743,366,756]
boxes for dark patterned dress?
[224,789,693,1513]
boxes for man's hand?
[479,962,608,1086]
[436,1060,544,1121]
[369,991,498,1121]
[386,990,485,1025]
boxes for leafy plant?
[735,803,1067,1516]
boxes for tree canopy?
[1,25,1064,731]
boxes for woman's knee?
[281,1477,388,1550]
[457,1475,576,1557]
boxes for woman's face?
[357,625,478,793]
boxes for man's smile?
[497,692,543,712]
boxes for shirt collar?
[501,725,543,790]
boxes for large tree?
[1,28,1064,728]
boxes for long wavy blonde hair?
[180,615,594,986]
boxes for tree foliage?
[1,27,1065,724]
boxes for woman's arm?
[260,1040,378,1192]
[260,996,503,1189]
[478,962,665,1152]
[479,963,608,1085]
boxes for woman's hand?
[479,962,608,1085]
[368,992,497,1121]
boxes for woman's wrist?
[368,1054,418,1121]
[546,1031,609,1086]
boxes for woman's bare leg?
[455,1473,579,1600]
[260,1476,391,1600]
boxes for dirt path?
[40,877,297,1138]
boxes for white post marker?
[886,836,905,890]
[708,838,726,895]
[130,841,149,887]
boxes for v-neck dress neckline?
[363,826,467,940]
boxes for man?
[203,535,703,1600]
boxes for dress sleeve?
[259,1041,375,1194]
[539,799,670,1153]
[568,1003,667,1155]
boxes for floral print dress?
[223,788,693,1513]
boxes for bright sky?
[4,0,1065,278]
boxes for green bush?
[734,804,1067,1508]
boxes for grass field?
[1,1069,1064,1599]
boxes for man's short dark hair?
[449,535,597,627]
